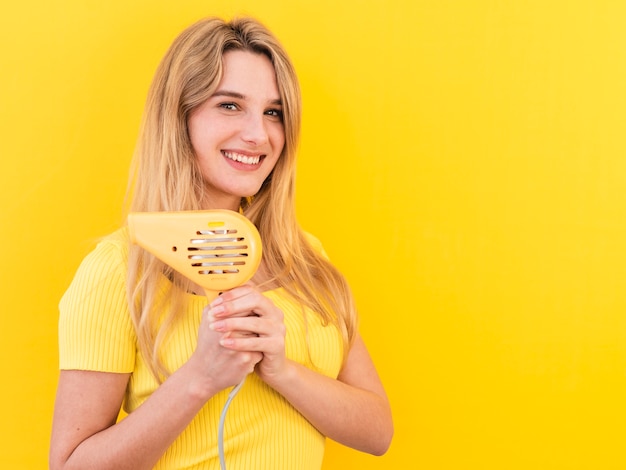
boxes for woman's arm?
[50,368,206,470]
[263,334,394,455]
[50,307,262,470]
[209,288,394,455]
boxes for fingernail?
[210,305,225,316]
[220,337,234,347]
[210,296,223,307]
[210,320,225,331]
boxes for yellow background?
[2,1,626,468]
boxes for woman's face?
[188,50,285,210]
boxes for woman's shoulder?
[68,227,130,286]
[58,226,136,372]
[100,226,130,251]
[89,227,130,262]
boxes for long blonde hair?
[125,17,358,381]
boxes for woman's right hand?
[186,304,263,397]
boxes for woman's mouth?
[222,150,263,165]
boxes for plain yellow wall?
[2,1,626,468]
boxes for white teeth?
[223,151,261,165]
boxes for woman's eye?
[265,109,283,119]
[219,102,238,111]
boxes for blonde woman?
[50,16,393,470]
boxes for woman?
[50,16,393,470]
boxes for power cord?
[218,377,246,470]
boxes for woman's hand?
[207,284,288,382]
[187,302,264,396]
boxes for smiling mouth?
[222,151,263,165]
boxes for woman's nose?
[241,113,269,146]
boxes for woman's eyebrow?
[212,89,282,106]
[212,90,245,99]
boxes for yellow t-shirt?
[59,228,343,469]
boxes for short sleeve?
[58,231,136,372]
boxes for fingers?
[193,305,263,387]
[208,285,273,319]
[208,300,284,338]
[209,316,267,336]
[204,286,286,357]
[210,319,285,358]
[229,348,263,374]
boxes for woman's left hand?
[207,284,287,381]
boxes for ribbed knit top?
[58,228,343,469]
